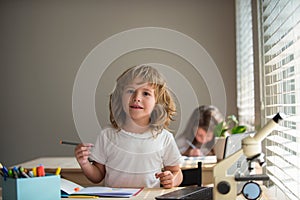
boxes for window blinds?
[259,0,300,199]
[235,0,255,129]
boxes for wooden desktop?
[0,185,274,200]
[0,157,275,199]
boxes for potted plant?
[213,115,247,160]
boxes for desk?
[0,157,276,199]
[14,157,216,186]
[67,187,181,200]
[0,186,275,200]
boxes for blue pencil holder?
[2,175,60,200]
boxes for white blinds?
[235,0,255,129]
[260,0,300,199]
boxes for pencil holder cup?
[1,175,60,200]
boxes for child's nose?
[132,92,141,102]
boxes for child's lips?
[130,104,143,109]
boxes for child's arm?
[75,143,106,183]
[155,165,183,189]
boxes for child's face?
[122,78,156,127]
[195,127,214,144]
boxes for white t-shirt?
[90,127,182,188]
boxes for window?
[235,0,255,130]
[236,0,300,199]
[259,0,300,199]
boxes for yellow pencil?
[32,167,37,177]
[55,167,61,175]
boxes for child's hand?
[155,171,175,189]
[74,143,94,166]
[188,148,202,157]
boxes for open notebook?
[179,155,217,169]
[61,178,142,198]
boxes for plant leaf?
[214,122,224,137]
[231,125,246,134]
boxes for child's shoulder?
[100,126,118,134]
[161,128,172,134]
[159,129,175,138]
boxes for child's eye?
[126,89,135,94]
[143,92,151,96]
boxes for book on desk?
[61,178,142,198]
[179,155,217,169]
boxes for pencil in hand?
[59,140,80,146]
[186,140,197,149]
[60,140,94,148]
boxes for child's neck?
[122,120,150,134]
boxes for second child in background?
[176,105,224,157]
[75,65,183,189]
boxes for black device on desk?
[155,186,213,200]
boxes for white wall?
[0,0,236,166]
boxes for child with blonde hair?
[75,65,183,188]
